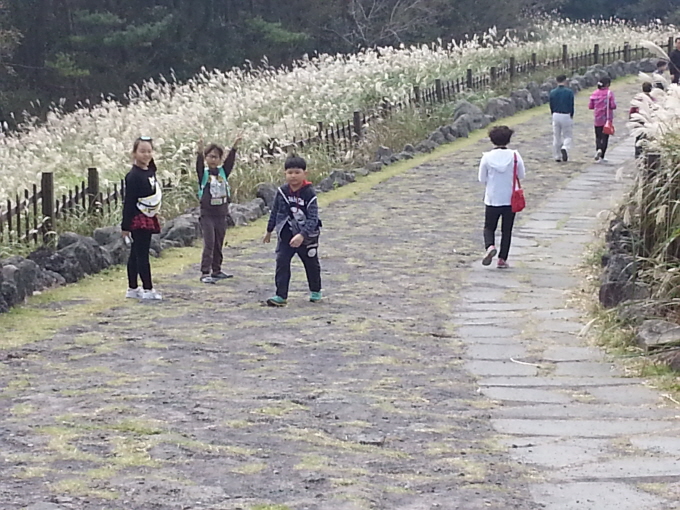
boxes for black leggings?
[595,126,610,158]
[127,229,153,290]
[484,205,516,261]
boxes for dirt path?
[2,78,675,510]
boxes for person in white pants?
[549,75,575,162]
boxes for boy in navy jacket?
[263,156,322,306]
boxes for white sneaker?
[595,149,602,162]
[125,288,142,299]
[141,289,163,301]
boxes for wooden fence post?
[669,36,674,55]
[41,172,55,242]
[623,42,630,61]
[562,44,568,66]
[353,111,362,141]
[466,68,473,89]
[531,53,537,71]
[413,85,421,105]
[509,57,516,79]
[641,153,661,259]
[593,44,600,65]
[435,79,443,102]
[87,167,99,212]
[490,66,497,85]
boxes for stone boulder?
[485,97,516,121]
[28,246,85,284]
[317,170,356,192]
[398,151,414,160]
[599,253,648,308]
[570,75,586,89]
[415,140,438,153]
[1,279,18,309]
[449,116,470,138]
[638,58,656,73]
[102,238,130,266]
[569,79,582,93]
[625,61,640,75]
[539,79,557,93]
[636,320,680,351]
[354,167,370,177]
[0,258,40,303]
[526,82,542,106]
[403,143,416,154]
[226,198,266,224]
[161,214,200,247]
[428,130,446,145]
[149,234,162,258]
[56,232,83,250]
[57,236,113,276]
[452,100,484,121]
[229,208,248,226]
[34,268,65,290]
[256,183,277,210]
[366,161,383,172]
[93,226,121,246]
[375,145,393,161]
[510,89,536,111]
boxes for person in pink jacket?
[588,77,617,162]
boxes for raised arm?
[222,148,236,178]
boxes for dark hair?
[204,143,225,158]
[676,37,680,43]
[556,74,567,83]
[656,60,668,69]
[132,137,153,152]
[642,82,653,93]
[284,155,307,171]
[488,126,513,147]
[597,77,611,89]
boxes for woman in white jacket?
[478,126,526,269]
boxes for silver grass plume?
[640,40,670,61]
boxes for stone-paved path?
[1,79,679,510]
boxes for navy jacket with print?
[266,183,321,240]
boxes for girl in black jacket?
[121,137,163,300]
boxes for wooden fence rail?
[0,38,671,248]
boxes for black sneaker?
[561,148,568,162]
[211,271,233,279]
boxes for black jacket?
[266,182,320,240]
[670,49,680,76]
[122,162,158,231]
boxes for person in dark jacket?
[196,136,241,284]
[263,155,322,306]
[549,75,575,162]
[670,37,680,85]
[121,137,163,300]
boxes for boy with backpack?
[196,136,241,284]
[263,155,322,306]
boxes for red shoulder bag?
[511,152,525,213]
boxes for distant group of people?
[119,40,680,301]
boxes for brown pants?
[200,215,227,274]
